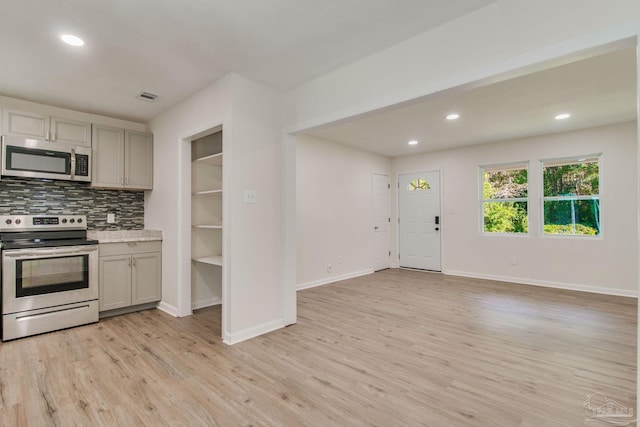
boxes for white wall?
[147,74,232,317]
[392,122,638,296]
[147,74,288,343]
[296,135,391,289]
[225,75,286,339]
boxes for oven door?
[2,245,98,314]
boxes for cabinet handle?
[46,131,51,141]
[120,177,124,185]
[128,259,131,267]
[132,258,136,267]
[51,132,56,142]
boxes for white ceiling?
[305,47,638,158]
[0,0,499,123]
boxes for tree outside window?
[542,156,600,236]
[481,164,528,233]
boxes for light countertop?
[87,229,162,243]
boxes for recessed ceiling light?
[408,140,418,146]
[555,113,571,120]
[60,34,85,47]
[446,113,460,120]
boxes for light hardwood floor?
[0,269,636,426]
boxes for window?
[406,178,431,191]
[542,156,600,236]
[481,164,528,233]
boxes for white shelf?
[193,224,223,229]
[193,256,223,266]
[195,152,223,166]
[192,189,222,196]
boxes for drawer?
[99,241,162,256]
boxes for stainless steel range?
[0,215,99,341]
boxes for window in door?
[481,163,528,234]
[407,178,431,191]
[542,155,600,236]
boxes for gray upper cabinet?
[51,117,92,146]
[92,124,125,188]
[92,125,153,190]
[125,130,153,190]
[2,108,91,146]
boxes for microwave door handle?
[70,148,76,180]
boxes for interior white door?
[398,171,441,271]
[373,173,390,271]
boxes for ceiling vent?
[136,91,159,102]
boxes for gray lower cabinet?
[99,241,162,312]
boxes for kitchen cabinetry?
[99,241,162,312]
[2,108,91,146]
[191,131,223,309]
[92,125,153,190]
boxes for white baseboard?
[297,269,374,291]
[443,269,638,298]
[223,318,285,345]
[156,301,179,317]
[192,297,222,310]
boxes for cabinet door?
[125,130,153,190]
[92,125,125,188]
[51,117,91,146]
[99,255,132,311]
[131,252,162,305]
[2,109,50,139]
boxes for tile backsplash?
[0,177,144,230]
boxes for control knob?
[5,219,11,225]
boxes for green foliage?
[483,167,528,233]
[483,169,527,199]
[543,224,598,235]
[484,202,528,233]
[543,162,599,197]
[543,161,600,235]
[543,199,600,235]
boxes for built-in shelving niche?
[191,131,223,310]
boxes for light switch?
[244,190,257,204]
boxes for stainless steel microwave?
[1,135,91,182]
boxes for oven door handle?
[3,246,97,258]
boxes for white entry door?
[398,171,441,271]
[373,173,390,271]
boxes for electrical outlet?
[243,190,257,204]
[327,264,333,273]
[107,213,116,223]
